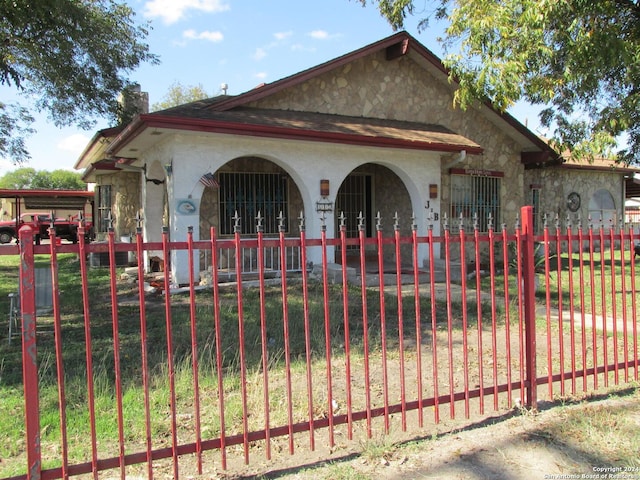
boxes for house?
[525,156,640,233]
[76,31,567,285]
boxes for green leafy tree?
[151,82,212,111]
[0,0,159,164]
[0,167,85,190]
[358,0,640,164]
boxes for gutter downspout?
[444,150,466,170]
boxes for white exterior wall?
[143,132,441,285]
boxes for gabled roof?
[84,31,557,166]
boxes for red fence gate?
[1,206,638,479]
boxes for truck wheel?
[0,231,13,244]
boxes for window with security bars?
[450,172,501,232]
[219,172,288,234]
[97,184,112,233]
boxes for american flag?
[199,172,219,188]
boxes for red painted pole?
[376,216,390,434]
[588,222,599,389]
[577,223,588,392]
[338,215,353,439]
[458,220,470,419]
[443,219,455,419]
[108,227,126,479]
[555,217,565,396]
[501,223,513,406]
[619,226,629,382]
[298,214,315,450]
[320,217,335,447]
[278,215,295,454]
[521,206,537,411]
[598,222,608,387]
[256,219,271,459]
[609,224,619,385]
[488,222,499,411]
[210,228,227,469]
[19,225,41,480]
[135,223,153,479]
[543,219,554,398]
[77,222,99,479]
[427,222,440,424]
[359,214,373,437]
[473,219,485,414]
[232,215,250,464]
[628,226,638,381]
[411,218,424,427]
[187,227,203,473]
[393,216,407,431]
[48,228,69,479]
[161,226,179,478]
[566,222,577,394]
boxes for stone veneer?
[248,50,527,260]
[525,166,625,232]
[95,171,141,240]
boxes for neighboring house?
[525,157,640,233]
[76,31,568,285]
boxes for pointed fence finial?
[298,211,305,232]
[278,211,286,232]
[135,211,144,231]
[393,211,400,231]
[233,210,241,234]
[357,211,365,231]
[376,211,383,231]
[256,211,264,233]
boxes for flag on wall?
[199,172,219,188]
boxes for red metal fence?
[1,206,638,479]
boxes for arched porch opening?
[197,156,305,274]
[334,163,413,270]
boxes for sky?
[0,0,544,176]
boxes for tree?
[151,82,212,111]
[358,0,640,164]
[0,168,85,190]
[0,0,159,164]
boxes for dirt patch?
[205,386,639,479]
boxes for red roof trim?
[108,115,483,155]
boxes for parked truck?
[0,212,94,245]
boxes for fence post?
[19,225,41,480]
[521,206,537,411]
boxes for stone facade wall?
[249,50,526,234]
[525,167,625,231]
[95,172,141,240]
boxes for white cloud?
[308,30,329,40]
[308,30,342,40]
[57,134,90,155]
[144,0,230,25]
[183,29,224,42]
[254,72,268,81]
[274,31,293,41]
[253,48,267,61]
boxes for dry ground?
[211,385,640,480]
